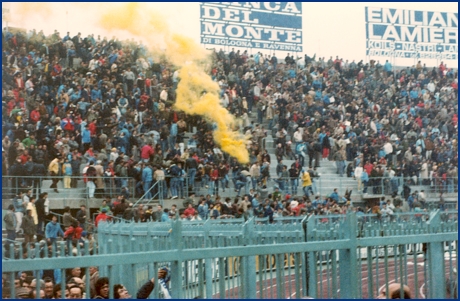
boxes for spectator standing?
[76,205,88,230]
[62,158,73,189]
[48,156,63,193]
[22,209,37,243]
[12,191,25,233]
[45,215,64,246]
[3,204,17,242]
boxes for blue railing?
[2,210,457,299]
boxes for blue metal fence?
[2,211,457,299]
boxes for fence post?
[170,219,183,299]
[306,216,317,298]
[241,218,257,299]
[338,212,358,298]
[426,209,446,298]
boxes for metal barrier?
[2,175,137,201]
[2,210,457,299]
[2,175,457,211]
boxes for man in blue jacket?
[141,164,153,199]
[45,215,64,246]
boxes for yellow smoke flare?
[98,3,249,163]
[175,64,249,163]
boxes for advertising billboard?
[365,7,458,60]
[200,2,303,52]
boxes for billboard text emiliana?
[365,7,458,60]
[200,2,303,52]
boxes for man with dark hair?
[35,192,47,236]
[94,277,109,299]
[53,283,69,299]
[76,204,88,230]
[45,215,64,246]
[43,277,54,299]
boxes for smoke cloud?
[98,3,249,163]
[9,2,250,163]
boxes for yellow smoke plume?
[98,3,249,163]
[175,64,249,163]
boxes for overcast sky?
[3,2,458,67]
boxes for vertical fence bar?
[367,246,373,298]
[413,243,419,299]
[258,255,264,299]
[275,253,283,298]
[9,272,15,299]
[331,250,338,299]
[428,241,446,298]
[287,253,292,299]
[218,250,225,298]
[307,251,317,298]
[170,220,183,299]
[338,212,358,298]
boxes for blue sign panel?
[200,2,303,52]
[365,7,458,60]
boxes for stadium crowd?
[3,26,458,222]
[2,25,459,299]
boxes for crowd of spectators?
[2,25,458,232]
[2,24,458,300]
[1,264,171,299]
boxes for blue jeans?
[169,136,177,149]
[390,178,399,194]
[251,177,258,190]
[245,177,251,195]
[312,179,318,194]
[143,181,152,199]
[274,179,287,193]
[337,161,345,177]
[161,139,168,153]
[231,171,238,186]
[291,178,298,195]
[188,168,197,188]
[235,181,245,196]
[447,179,454,193]
[6,230,16,242]
[248,98,253,112]
[170,178,179,197]
[362,180,368,193]
[120,179,128,189]
[257,109,263,124]
[208,180,216,195]
[179,179,185,198]
[303,185,313,197]
[220,176,229,190]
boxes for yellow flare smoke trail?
[99,3,249,163]
[175,64,249,163]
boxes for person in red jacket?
[183,203,196,219]
[95,209,111,227]
[64,220,83,251]
[364,161,374,175]
[88,120,97,136]
[30,107,41,124]
[209,164,219,196]
[140,142,154,163]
